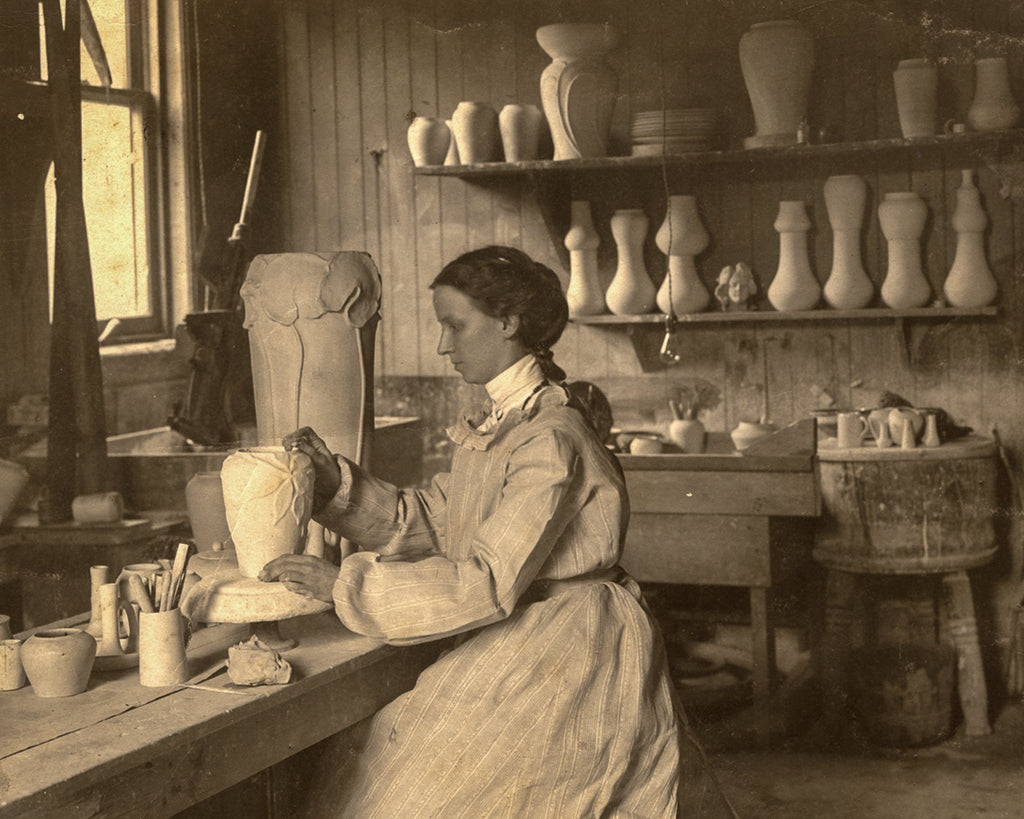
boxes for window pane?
[81,0,130,88]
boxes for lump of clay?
[227,635,292,685]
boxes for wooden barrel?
[814,436,997,574]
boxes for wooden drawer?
[623,469,818,517]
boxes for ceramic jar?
[185,471,232,551]
[823,175,874,309]
[537,23,619,160]
[893,58,938,138]
[738,20,814,148]
[84,564,110,638]
[406,116,451,167]
[878,191,931,308]
[498,104,544,162]
[967,57,1020,132]
[606,208,656,315]
[944,169,997,308]
[731,421,774,451]
[450,102,500,164]
[668,418,706,453]
[221,448,315,578]
[21,628,96,697]
[655,195,710,315]
[0,639,25,690]
[139,608,189,687]
[768,200,820,311]
[564,200,605,317]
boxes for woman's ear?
[500,314,521,339]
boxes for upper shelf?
[572,306,999,326]
[413,128,1024,179]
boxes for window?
[40,0,177,339]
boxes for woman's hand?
[283,426,342,505]
[258,554,340,602]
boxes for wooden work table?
[0,613,442,817]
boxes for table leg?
[820,568,858,724]
[942,570,991,736]
[749,585,775,707]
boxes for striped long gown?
[307,385,734,817]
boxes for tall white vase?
[655,195,710,314]
[878,192,931,308]
[739,20,814,148]
[564,200,604,317]
[768,200,820,311]
[499,104,544,162]
[967,57,1021,132]
[823,175,873,308]
[893,58,938,138]
[537,23,619,160]
[406,117,451,167]
[606,208,656,315]
[451,101,500,164]
[944,169,997,308]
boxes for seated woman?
[262,246,735,817]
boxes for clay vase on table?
[606,208,656,315]
[768,200,820,311]
[406,116,451,167]
[669,417,706,453]
[84,564,110,638]
[20,628,96,697]
[537,23,619,160]
[731,420,774,451]
[823,174,873,309]
[943,169,998,308]
[499,104,544,162]
[655,194,710,315]
[564,200,605,317]
[739,20,814,148]
[451,102,500,164]
[185,471,232,552]
[967,57,1020,132]
[893,58,938,138]
[878,191,930,308]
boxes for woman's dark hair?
[431,246,569,383]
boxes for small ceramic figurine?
[715,262,758,311]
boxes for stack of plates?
[630,108,718,156]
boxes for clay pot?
[407,116,451,167]
[668,418,706,453]
[564,200,605,317]
[967,57,1020,132]
[537,23,619,160]
[893,59,938,138]
[1,639,25,691]
[769,200,820,311]
[21,628,96,697]
[944,169,997,308]
[731,421,775,451]
[84,564,110,639]
[655,195,710,315]
[878,191,930,309]
[606,209,656,315]
[450,102,500,164]
[739,20,814,148]
[139,608,189,687]
[498,104,544,162]
[823,175,874,309]
[185,471,232,551]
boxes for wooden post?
[942,570,991,736]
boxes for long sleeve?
[332,425,586,644]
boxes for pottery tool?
[128,574,155,614]
[155,571,171,612]
[167,542,191,611]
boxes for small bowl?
[628,433,664,455]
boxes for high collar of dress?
[485,354,545,420]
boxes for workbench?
[0,612,442,817]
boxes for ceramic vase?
[443,119,460,165]
[768,200,820,310]
[139,608,189,687]
[878,191,931,308]
[738,20,814,148]
[450,101,500,164]
[537,23,619,160]
[669,418,706,453]
[655,195,710,315]
[185,471,232,551]
[564,200,605,317]
[21,628,96,697]
[893,58,938,138]
[221,448,315,578]
[84,564,110,638]
[731,421,774,451]
[944,169,997,308]
[967,57,1020,132]
[0,639,25,691]
[96,582,125,657]
[406,116,451,167]
[606,208,656,315]
[499,104,544,162]
[823,175,873,308]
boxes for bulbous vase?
[655,195,710,315]
[768,200,820,311]
[444,119,460,165]
[406,116,451,167]
[499,104,544,162]
[967,57,1021,132]
[893,58,937,138]
[606,208,656,315]
[669,418,706,453]
[739,20,814,148]
[21,628,96,697]
[943,169,997,308]
[564,200,605,317]
[823,174,873,308]
[185,471,232,551]
[537,23,619,160]
[451,101,500,164]
[878,191,931,308]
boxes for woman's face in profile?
[432,285,520,384]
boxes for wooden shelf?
[570,306,999,326]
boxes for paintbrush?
[167,542,191,610]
